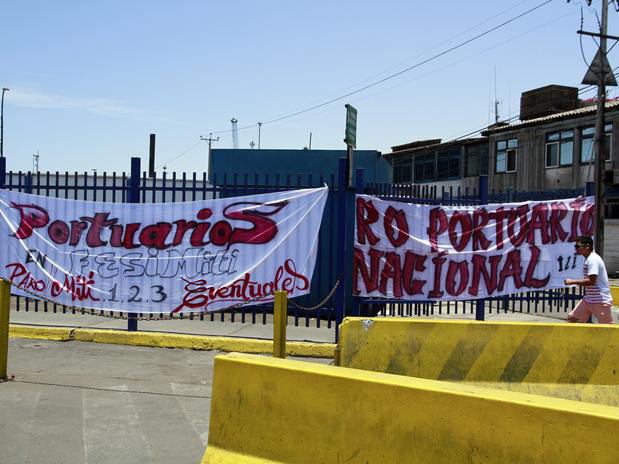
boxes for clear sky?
[1,0,617,174]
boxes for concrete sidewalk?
[10,309,338,343]
[1,338,328,464]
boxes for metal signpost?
[344,104,357,187]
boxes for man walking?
[564,235,614,324]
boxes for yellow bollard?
[611,286,619,306]
[273,291,287,358]
[0,280,10,380]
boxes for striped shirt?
[583,252,612,304]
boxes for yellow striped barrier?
[202,353,619,463]
[338,318,619,405]
[339,318,619,384]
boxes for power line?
[158,139,202,169]
[207,0,552,136]
[162,0,555,167]
[345,9,577,109]
[259,0,553,127]
[263,0,536,119]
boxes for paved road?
[2,338,329,464]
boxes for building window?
[580,123,612,163]
[414,152,435,183]
[436,147,461,180]
[464,143,489,177]
[495,139,517,173]
[545,130,573,168]
[393,159,412,183]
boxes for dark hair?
[576,235,593,248]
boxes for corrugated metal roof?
[385,137,487,158]
[482,100,619,135]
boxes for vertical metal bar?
[172,172,177,202]
[127,157,140,332]
[273,291,287,358]
[0,280,10,380]
[25,172,33,194]
[73,171,78,199]
[475,175,488,321]
[352,167,365,317]
[306,172,313,328]
[82,171,88,200]
[142,171,147,203]
[335,157,348,342]
[0,156,5,188]
[192,172,197,201]
[151,172,157,203]
[328,173,335,329]
[162,170,170,203]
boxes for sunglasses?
[574,244,588,249]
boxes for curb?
[8,325,336,359]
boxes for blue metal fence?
[0,156,588,334]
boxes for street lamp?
[1,88,9,158]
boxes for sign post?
[344,104,357,187]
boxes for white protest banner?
[0,187,327,313]
[354,194,593,300]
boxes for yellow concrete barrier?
[202,353,619,464]
[9,325,74,341]
[8,325,335,358]
[611,286,619,305]
[339,318,619,385]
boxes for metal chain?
[2,277,274,321]
[288,277,341,311]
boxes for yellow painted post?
[611,286,619,306]
[273,291,287,358]
[0,280,10,380]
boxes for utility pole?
[200,133,219,176]
[0,88,9,158]
[258,122,262,149]
[594,0,608,257]
[579,1,614,257]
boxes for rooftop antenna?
[32,151,40,173]
[231,118,239,149]
[494,66,500,123]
